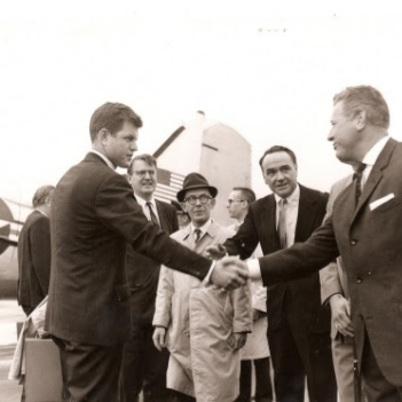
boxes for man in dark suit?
[209,146,336,402]
[45,102,247,402]
[119,154,178,402]
[17,184,54,316]
[241,86,402,401]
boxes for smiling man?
[45,102,248,402]
[208,146,336,402]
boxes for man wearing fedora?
[152,172,252,402]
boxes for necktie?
[353,163,366,206]
[194,228,201,244]
[277,198,288,249]
[146,202,159,227]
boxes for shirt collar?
[134,194,156,209]
[89,150,115,170]
[274,184,300,205]
[190,219,212,236]
[362,136,390,167]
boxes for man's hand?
[152,326,167,351]
[329,293,354,337]
[233,333,247,350]
[206,243,227,260]
[211,256,248,290]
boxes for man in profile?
[17,185,54,316]
[45,102,247,402]
[242,86,402,400]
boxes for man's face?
[261,151,298,198]
[182,188,215,227]
[129,159,157,199]
[328,101,361,163]
[226,190,246,220]
[103,120,138,168]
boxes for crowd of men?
[16,85,402,402]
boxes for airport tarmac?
[0,300,25,402]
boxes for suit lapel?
[352,138,397,223]
[155,200,168,232]
[260,195,279,249]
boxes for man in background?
[153,173,252,402]
[209,146,336,402]
[17,185,54,316]
[227,187,273,402]
[119,154,178,402]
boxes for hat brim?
[177,185,218,202]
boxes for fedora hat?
[177,172,218,202]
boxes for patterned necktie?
[353,163,367,206]
[194,228,202,244]
[277,198,288,249]
[146,202,159,228]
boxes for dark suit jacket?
[126,199,178,325]
[258,138,402,385]
[17,210,51,310]
[45,153,211,346]
[225,185,330,333]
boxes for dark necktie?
[353,163,367,206]
[194,228,201,244]
[277,198,288,249]
[146,202,159,227]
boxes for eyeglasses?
[183,195,213,205]
[133,170,156,178]
[227,199,245,204]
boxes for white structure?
[154,112,251,226]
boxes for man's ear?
[355,110,367,131]
[210,198,216,208]
[181,202,189,213]
[98,128,110,144]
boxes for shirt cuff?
[202,261,215,285]
[247,259,262,280]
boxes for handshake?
[206,244,249,290]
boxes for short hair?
[333,85,390,129]
[127,154,157,176]
[232,187,256,204]
[259,145,297,168]
[32,185,55,208]
[89,102,143,142]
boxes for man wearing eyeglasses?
[208,146,336,402]
[119,154,178,402]
[152,172,252,402]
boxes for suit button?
[351,239,358,245]
[357,277,363,284]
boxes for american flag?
[155,168,185,203]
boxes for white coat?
[153,221,252,402]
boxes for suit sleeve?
[224,207,261,259]
[95,174,211,280]
[29,217,51,296]
[258,216,340,286]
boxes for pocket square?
[369,193,395,211]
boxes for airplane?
[0,112,251,299]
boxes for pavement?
[0,300,25,402]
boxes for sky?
[1,1,402,204]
